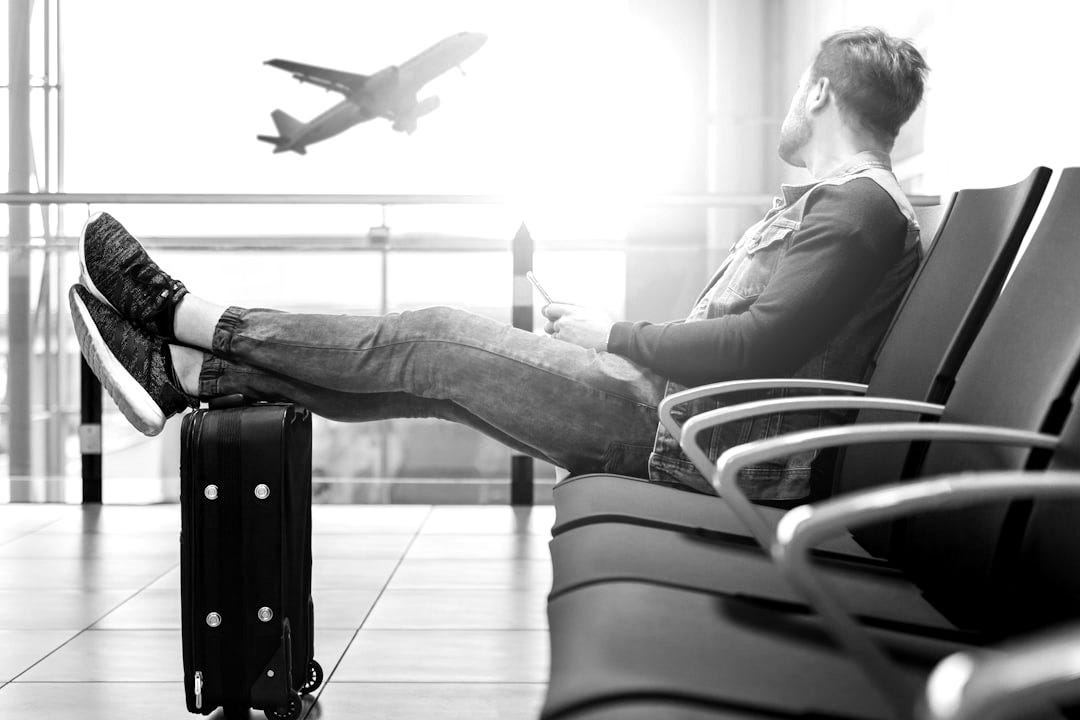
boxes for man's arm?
[607,178,910,386]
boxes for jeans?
[196,305,667,476]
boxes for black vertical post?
[80,358,102,504]
[510,223,535,506]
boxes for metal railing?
[1,190,940,504]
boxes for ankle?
[168,344,204,397]
[173,294,226,351]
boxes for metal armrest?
[770,469,1076,719]
[922,620,1080,720]
[712,421,1052,552]
[679,395,944,482]
[657,378,869,439]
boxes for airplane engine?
[415,96,441,117]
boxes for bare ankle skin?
[169,344,205,397]
[173,295,228,351]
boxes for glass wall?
[3,0,710,503]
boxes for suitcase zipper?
[187,411,208,711]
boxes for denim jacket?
[648,151,921,499]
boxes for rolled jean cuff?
[211,306,248,358]
[197,355,229,399]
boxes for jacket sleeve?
[606,178,909,386]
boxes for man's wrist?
[606,321,633,356]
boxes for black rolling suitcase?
[180,398,322,720]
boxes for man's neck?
[802,135,887,180]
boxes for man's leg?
[75,211,665,474]
[181,305,665,475]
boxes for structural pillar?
[8,0,33,492]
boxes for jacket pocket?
[715,220,798,307]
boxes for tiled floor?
[0,503,552,719]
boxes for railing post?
[80,359,103,504]
[510,223,535,506]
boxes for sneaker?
[69,284,197,436]
[79,211,188,340]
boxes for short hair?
[810,27,929,144]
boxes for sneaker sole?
[69,286,166,437]
[79,211,122,315]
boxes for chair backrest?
[892,168,1080,628]
[835,167,1051,501]
[913,200,948,256]
[1009,408,1080,632]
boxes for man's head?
[778,27,929,167]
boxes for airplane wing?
[264,59,368,95]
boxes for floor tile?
[310,629,358,673]
[0,590,135,630]
[407,534,551,560]
[17,629,355,683]
[420,506,555,535]
[334,630,549,682]
[313,557,404,590]
[17,629,182,681]
[37,505,182,535]
[147,557,401,592]
[311,533,414,558]
[0,506,67,543]
[312,505,431,534]
[310,682,547,720]
[94,588,381,631]
[144,566,182,590]
[363,589,547,630]
[387,559,552,590]
[312,590,381,630]
[0,630,79,680]
[0,556,176,590]
[0,682,228,719]
[91,589,181,630]
[0,531,179,558]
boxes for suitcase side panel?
[181,403,313,716]
[237,406,292,708]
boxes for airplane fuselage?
[262,31,486,152]
[284,99,368,150]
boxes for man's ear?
[807,76,830,114]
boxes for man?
[70,27,928,501]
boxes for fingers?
[541,302,575,320]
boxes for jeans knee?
[401,306,484,342]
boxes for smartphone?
[526,271,554,304]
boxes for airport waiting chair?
[541,169,1080,719]
[549,168,1051,546]
[546,169,1078,621]
[544,625,1080,720]
[545,473,1080,720]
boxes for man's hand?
[542,303,613,351]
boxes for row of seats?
[540,167,1080,719]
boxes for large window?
[4,0,711,503]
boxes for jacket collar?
[777,150,894,207]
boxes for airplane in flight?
[257,31,487,154]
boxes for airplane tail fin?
[257,134,307,155]
[259,110,307,155]
[270,109,303,137]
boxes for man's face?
[777,69,813,166]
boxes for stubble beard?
[777,106,811,167]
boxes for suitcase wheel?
[264,692,301,720]
[299,660,323,695]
